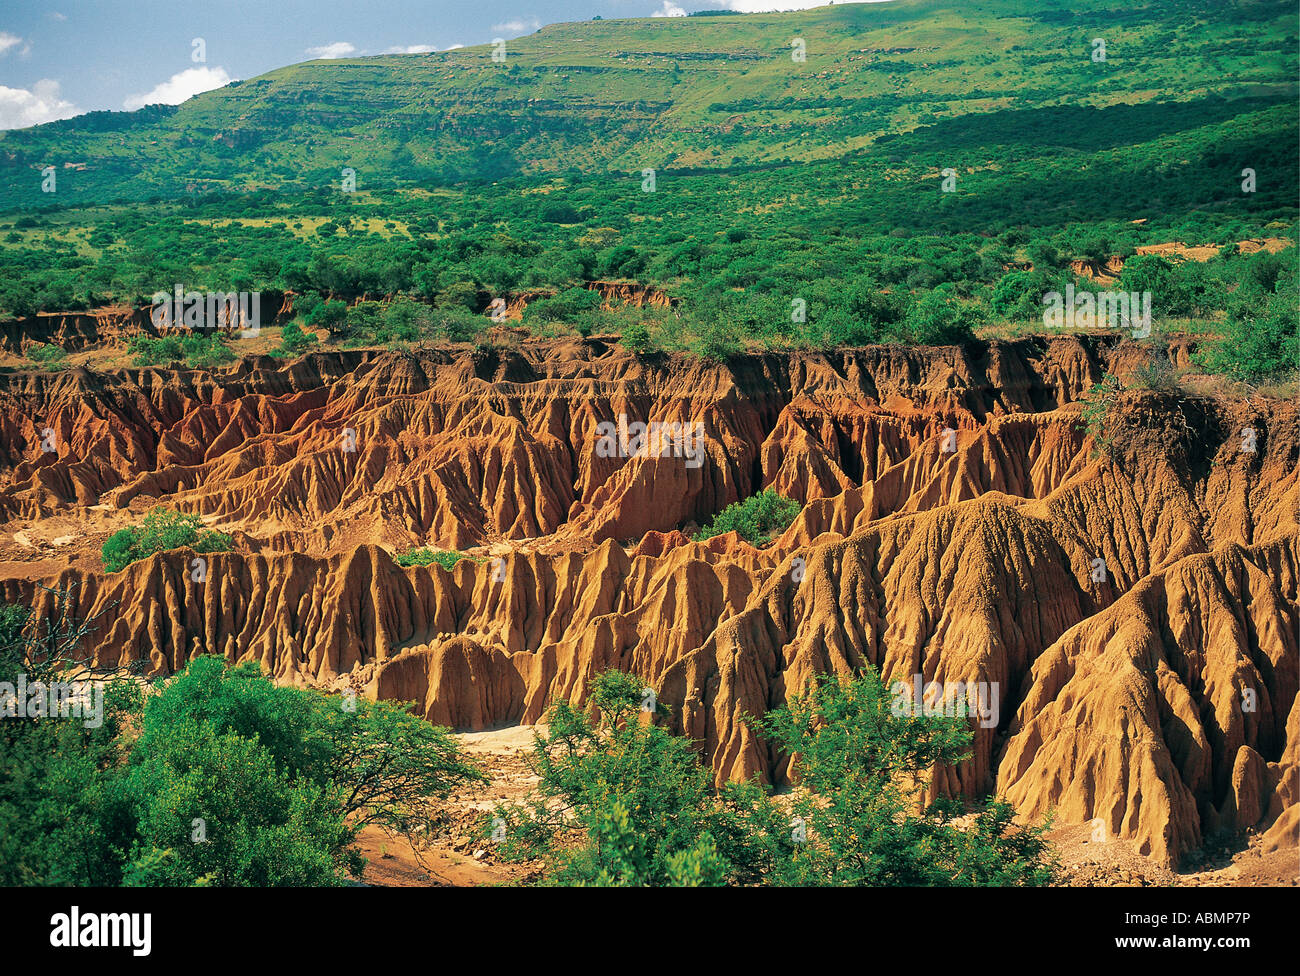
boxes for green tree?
[436,280,482,312]
[521,287,602,326]
[990,270,1044,321]
[842,278,905,341]
[112,655,481,886]
[904,288,973,345]
[489,670,788,886]
[686,317,744,360]
[305,298,349,337]
[0,589,141,886]
[1119,254,1187,316]
[273,320,319,357]
[620,320,654,353]
[753,670,1056,886]
[137,657,484,841]
[127,332,236,369]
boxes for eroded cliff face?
[0,334,1294,867]
[0,293,295,353]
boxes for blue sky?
[0,1,876,130]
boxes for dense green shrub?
[1119,255,1190,317]
[123,656,482,885]
[843,280,907,338]
[619,320,654,352]
[522,287,603,325]
[904,288,974,344]
[292,292,322,321]
[303,297,348,335]
[337,299,488,346]
[692,488,801,546]
[686,318,744,361]
[752,671,1057,886]
[344,301,385,338]
[1195,261,1299,380]
[101,506,235,572]
[486,669,789,886]
[990,269,1045,320]
[0,634,482,886]
[1078,372,1122,455]
[393,548,481,570]
[128,332,236,369]
[26,343,67,369]
[272,320,319,357]
[436,281,482,311]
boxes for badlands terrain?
[1,0,1296,891]
[0,326,1294,880]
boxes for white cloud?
[652,2,687,15]
[491,18,541,33]
[306,41,356,59]
[446,43,465,50]
[383,44,437,54]
[123,66,233,110]
[0,31,22,55]
[0,79,79,130]
[49,12,67,21]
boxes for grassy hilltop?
[1,0,1295,204]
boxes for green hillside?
[0,0,1295,380]
[1,0,1295,206]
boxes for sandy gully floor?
[355,725,1299,888]
[358,726,544,888]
